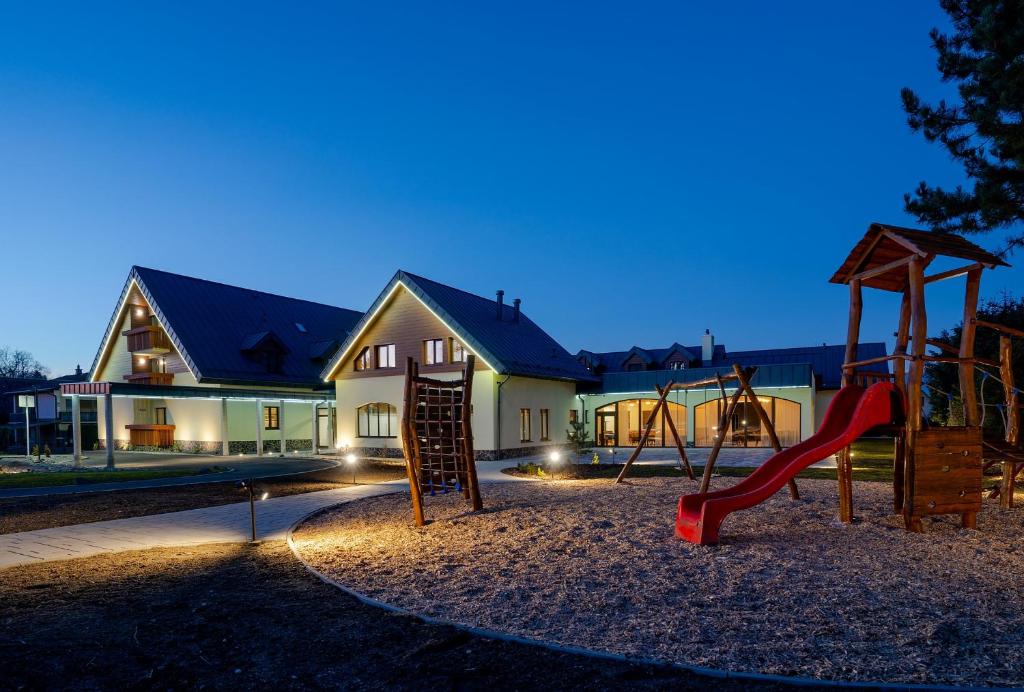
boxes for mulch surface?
[295,477,1024,688]
[0,541,793,691]
[0,463,407,535]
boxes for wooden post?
[842,278,863,387]
[615,381,673,483]
[836,278,863,519]
[657,384,694,479]
[1000,335,1019,508]
[732,364,798,499]
[894,287,912,400]
[401,356,426,526]
[959,267,982,426]
[892,428,906,514]
[904,257,927,531]
[699,385,743,494]
[461,356,483,511]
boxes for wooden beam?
[615,381,672,483]
[401,356,426,526]
[959,267,982,427]
[975,319,1024,340]
[894,287,912,400]
[907,257,927,433]
[1000,336,1019,509]
[657,383,694,480]
[732,364,798,499]
[842,354,908,370]
[843,278,862,387]
[849,255,915,282]
[667,373,741,391]
[923,262,983,285]
[699,382,744,494]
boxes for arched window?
[693,395,800,447]
[594,399,686,447]
[356,403,398,438]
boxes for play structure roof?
[829,223,1009,292]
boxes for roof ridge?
[399,269,508,310]
[132,265,362,314]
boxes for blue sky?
[2,2,1021,376]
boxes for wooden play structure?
[615,364,800,500]
[831,223,1015,531]
[400,355,482,526]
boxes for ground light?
[236,478,268,542]
[346,453,357,484]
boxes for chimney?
[512,298,521,323]
[496,290,505,320]
[75,364,82,376]
[701,329,714,364]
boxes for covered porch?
[60,382,337,468]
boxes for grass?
[0,467,220,489]
[513,438,899,483]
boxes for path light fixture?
[345,453,357,484]
[236,478,267,543]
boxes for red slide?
[675,382,902,545]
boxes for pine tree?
[902,0,1024,250]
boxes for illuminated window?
[354,347,371,371]
[375,344,396,369]
[519,408,531,442]
[264,406,280,431]
[356,403,397,438]
[450,339,469,363]
[424,339,445,365]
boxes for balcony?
[123,372,174,385]
[125,424,175,447]
[123,326,171,355]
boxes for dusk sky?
[3,2,1021,377]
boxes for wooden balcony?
[125,424,175,447]
[123,372,174,385]
[122,326,171,355]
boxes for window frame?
[450,338,469,363]
[375,344,396,369]
[424,338,445,366]
[540,408,550,441]
[154,406,167,425]
[354,347,371,372]
[519,408,531,442]
[356,402,398,438]
[264,405,280,431]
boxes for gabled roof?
[322,270,597,383]
[830,223,1009,292]
[621,346,656,366]
[91,267,363,388]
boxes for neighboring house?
[322,271,597,459]
[63,266,362,463]
[575,333,888,450]
[4,367,97,453]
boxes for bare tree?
[0,346,49,379]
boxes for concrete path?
[0,461,523,570]
[512,447,838,468]
[0,454,336,499]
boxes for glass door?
[597,411,617,447]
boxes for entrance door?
[597,411,617,447]
[317,408,330,450]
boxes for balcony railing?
[122,326,171,355]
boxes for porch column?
[71,394,82,468]
[329,403,336,449]
[311,402,319,454]
[220,398,230,456]
[279,399,286,456]
[104,391,114,469]
[255,400,263,457]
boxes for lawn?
[0,467,215,489]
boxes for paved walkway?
[0,453,336,499]
[0,461,522,570]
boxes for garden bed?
[293,477,1024,688]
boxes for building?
[575,335,888,451]
[62,265,888,462]
[322,271,597,459]
[61,266,362,464]
[4,367,97,453]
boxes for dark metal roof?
[830,223,1009,292]
[63,381,333,401]
[323,270,597,383]
[92,267,362,388]
[579,342,888,390]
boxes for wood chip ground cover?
[293,477,1024,687]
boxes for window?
[375,344,396,369]
[693,395,801,447]
[450,339,468,363]
[424,339,445,365]
[667,360,686,370]
[540,409,550,441]
[519,408,531,442]
[264,405,280,430]
[155,407,167,425]
[357,403,398,438]
[569,409,578,424]
[354,347,371,371]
